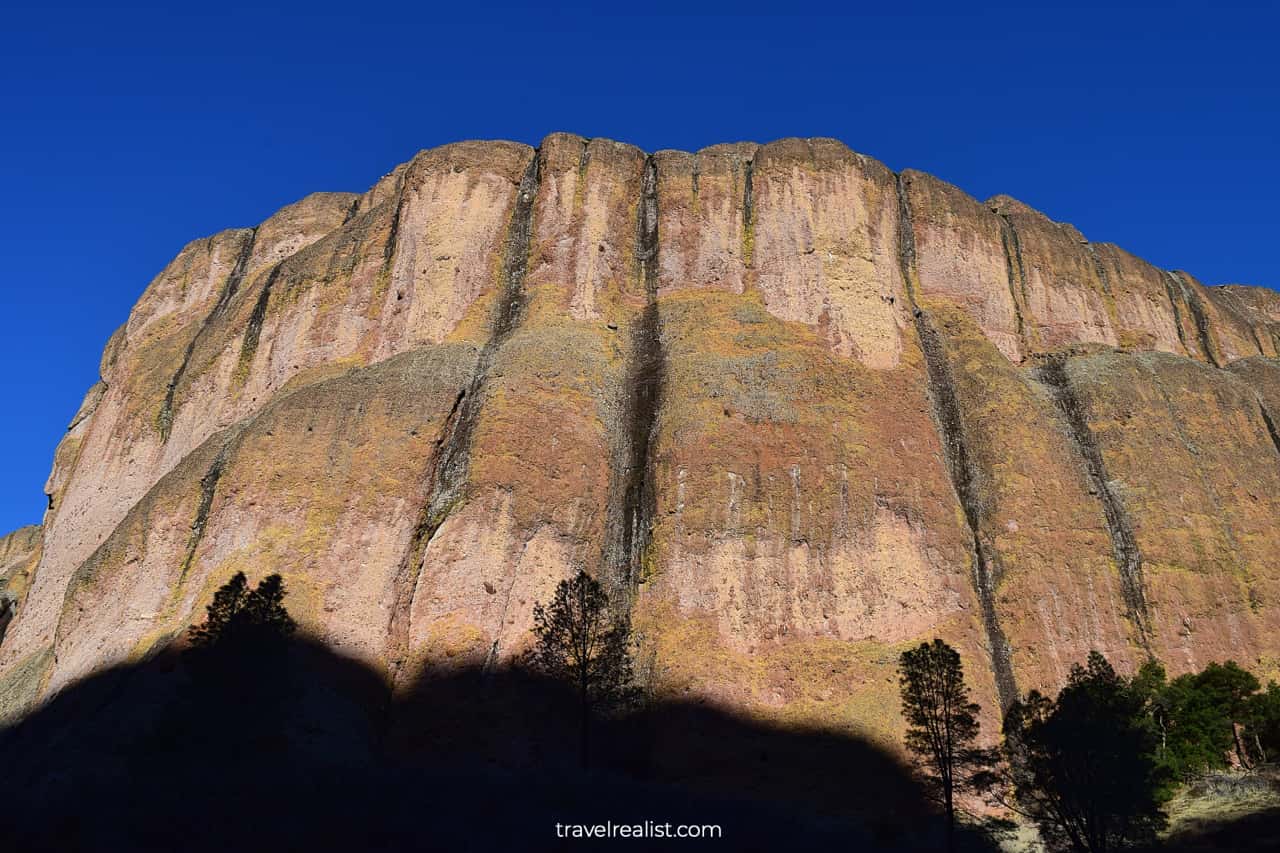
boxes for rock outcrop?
[0,525,40,643]
[2,134,1278,747]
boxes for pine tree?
[187,571,250,651]
[522,570,637,769]
[1192,661,1261,768]
[178,572,298,759]
[187,571,296,660]
[1131,657,1265,779]
[898,638,995,852]
[1003,652,1166,852]
[240,573,296,643]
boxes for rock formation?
[2,134,1278,749]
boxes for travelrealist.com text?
[555,821,723,839]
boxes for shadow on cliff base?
[0,637,998,852]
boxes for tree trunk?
[580,683,590,770]
[944,782,955,853]
[1233,721,1252,770]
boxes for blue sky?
[1,0,1276,532]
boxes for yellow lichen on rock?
[2,133,1278,749]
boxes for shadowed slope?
[0,635,999,852]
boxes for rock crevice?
[1171,272,1222,367]
[994,212,1031,357]
[159,227,259,440]
[178,439,235,585]
[1260,401,1280,460]
[603,154,666,603]
[1034,357,1152,649]
[896,175,1018,710]
[7,134,1280,738]
[236,265,281,378]
[386,149,542,684]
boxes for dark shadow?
[1156,808,1280,853]
[1,636,1002,852]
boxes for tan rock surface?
[924,307,1145,690]
[654,143,755,297]
[902,170,1025,362]
[1208,284,1280,358]
[3,133,1278,742]
[1089,243,1191,356]
[0,525,40,613]
[1062,352,1280,673]
[750,139,912,368]
[984,195,1118,352]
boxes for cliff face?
[0,525,41,642]
[2,134,1278,744]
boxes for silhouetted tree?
[187,571,296,664]
[169,572,299,758]
[898,639,997,852]
[522,570,636,768]
[1003,652,1166,852]
[1248,680,1280,763]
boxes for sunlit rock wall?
[3,135,1278,748]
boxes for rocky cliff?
[3,134,1278,746]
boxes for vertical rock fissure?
[1162,274,1194,358]
[1257,401,1280,461]
[916,315,1019,711]
[1169,272,1220,367]
[895,176,1018,711]
[995,213,1030,355]
[894,174,918,303]
[212,228,260,317]
[383,170,408,268]
[177,440,235,585]
[741,156,754,272]
[1084,243,1115,298]
[385,150,542,687]
[603,155,666,607]
[343,196,361,224]
[1005,216,1033,305]
[1246,324,1267,360]
[158,227,259,441]
[0,599,14,649]
[1034,357,1152,650]
[236,265,282,375]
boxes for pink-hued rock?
[902,170,1025,362]
[4,134,1279,747]
[985,195,1118,352]
[3,194,356,680]
[523,134,647,320]
[750,139,912,369]
[1209,285,1280,358]
[654,143,755,298]
[1090,243,1191,356]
